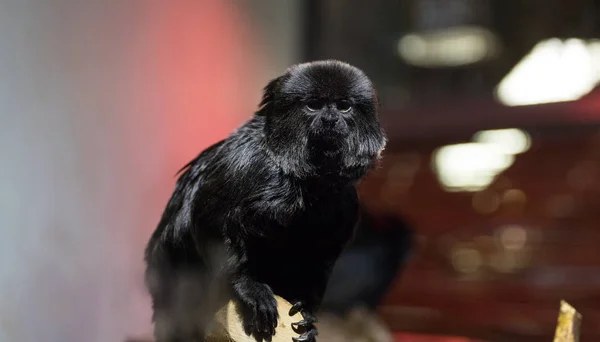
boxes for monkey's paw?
[289,302,318,342]
[235,284,279,340]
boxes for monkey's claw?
[288,301,317,320]
[289,301,303,316]
[292,328,318,342]
[291,318,316,330]
[289,301,318,341]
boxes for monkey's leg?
[286,277,327,342]
[287,260,341,342]
[153,311,206,342]
[150,269,216,342]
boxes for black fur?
[144,60,387,342]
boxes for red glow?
[137,1,261,170]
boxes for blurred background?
[1,0,600,341]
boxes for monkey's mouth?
[310,118,349,139]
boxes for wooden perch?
[553,300,582,342]
[206,295,304,342]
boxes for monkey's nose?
[321,115,339,127]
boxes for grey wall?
[240,0,303,77]
[0,2,143,341]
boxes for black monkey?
[144,60,387,342]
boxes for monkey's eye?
[305,99,325,112]
[336,100,352,113]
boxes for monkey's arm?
[222,238,280,339]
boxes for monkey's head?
[257,60,387,181]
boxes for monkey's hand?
[289,301,318,342]
[232,276,279,340]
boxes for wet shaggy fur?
[144,60,387,342]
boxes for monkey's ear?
[256,76,282,116]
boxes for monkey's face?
[280,61,378,143]
[302,97,352,139]
[259,60,387,178]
